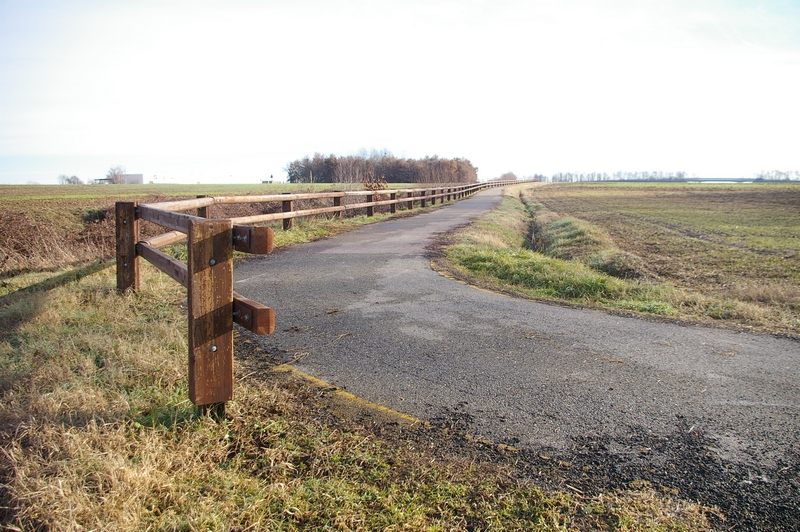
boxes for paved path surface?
[234,188,800,523]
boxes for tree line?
[538,170,800,182]
[754,170,800,181]
[284,151,478,184]
[543,171,688,183]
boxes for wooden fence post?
[115,202,139,292]
[282,193,294,230]
[187,218,234,413]
[390,192,397,214]
[333,193,342,218]
[197,195,209,218]
[421,191,427,208]
[407,192,414,210]
[367,194,374,216]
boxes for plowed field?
[524,182,800,335]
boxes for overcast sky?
[1,0,799,184]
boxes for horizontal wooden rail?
[138,205,205,233]
[139,181,519,231]
[142,230,186,249]
[137,242,188,287]
[134,181,520,248]
[117,179,523,416]
[142,184,494,212]
[230,204,346,225]
[232,292,275,335]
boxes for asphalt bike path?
[234,188,799,523]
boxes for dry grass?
[579,488,722,531]
[722,280,800,306]
[0,208,112,276]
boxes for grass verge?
[438,188,678,317]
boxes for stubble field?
[526,182,800,335]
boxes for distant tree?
[284,159,309,184]
[58,174,83,185]
[499,172,518,181]
[756,169,800,181]
[333,156,367,183]
[106,166,126,184]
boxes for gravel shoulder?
[234,189,800,530]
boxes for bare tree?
[58,174,83,185]
[106,166,126,184]
[333,156,360,183]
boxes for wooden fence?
[115,180,516,415]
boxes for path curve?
[234,188,800,527]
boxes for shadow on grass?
[0,258,209,430]
[0,260,113,338]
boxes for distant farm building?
[96,173,144,184]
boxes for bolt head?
[209,258,217,266]
[209,345,218,352]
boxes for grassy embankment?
[439,182,800,337]
[1,183,716,529]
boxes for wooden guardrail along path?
[115,180,519,415]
